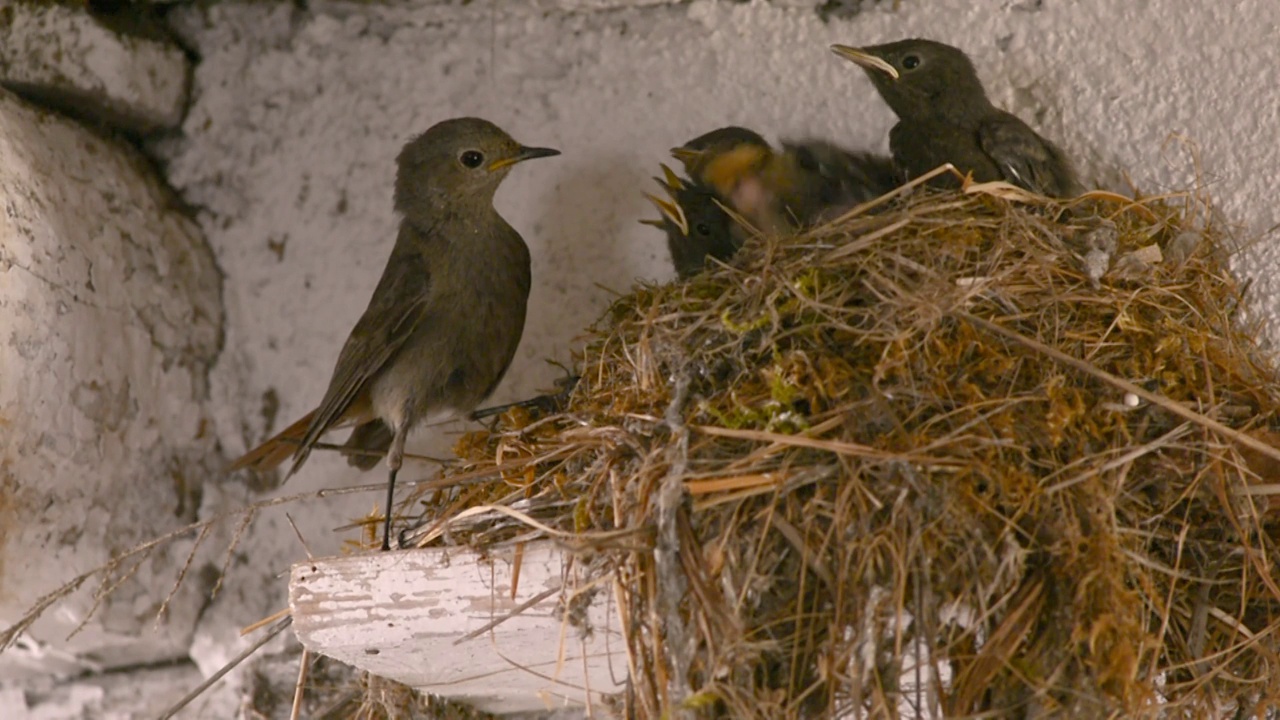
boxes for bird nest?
[399,180,1280,718]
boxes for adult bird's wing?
[978,113,1081,197]
[290,235,434,474]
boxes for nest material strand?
[403,184,1280,718]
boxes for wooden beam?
[289,543,626,715]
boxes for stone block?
[0,2,189,134]
[0,88,222,680]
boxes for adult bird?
[229,117,559,550]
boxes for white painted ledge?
[288,543,626,716]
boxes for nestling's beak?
[643,192,688,236]
[670,147,702,166]
[488,145,561,172]
[830,45,899,80]
[655,163,686,193]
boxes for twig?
[211,506,256,601]
[0,468,518,652]
[428,503,639,545]
[242,607,291,637]
[822,163,966,227]
[289,648,309,720]
[655,371,694,716]
[156,616,292,720]
[1043,423,1192,494]
[470,375,579,420]
[453,585,561,645]
[958,311,1280,464]
[285,512,315,560]
[822,217,912,262]
[156,523,211,625]
[691,423,928,462]
[768,514,834,590]
[304,442,450,466]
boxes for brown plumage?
[229,117,558,550]
[697,139,897,234]
[671,125,771,187]
[832,38,1082,197]
[648,125,894,277]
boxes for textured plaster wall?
[0,2,189,133]
[9,0,1280,717]
[0,89,223,679]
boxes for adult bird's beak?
[489,145,561,172]
[830,45,899,80]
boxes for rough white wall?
[0,90,221,678]
[0,2,189,132]
[9,0,1280,716]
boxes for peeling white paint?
[289,545,624,715]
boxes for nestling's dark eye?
[901,54,921,70]
[695,223,712,237]
[460,150,485,168]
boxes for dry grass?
[398,182,1280,718]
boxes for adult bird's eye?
[695,223,712,237]
[901,54,921,70]
[460,150,485,168]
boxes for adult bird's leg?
[382,418,411,551]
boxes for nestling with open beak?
[647,125,895,276]
[641,163,740,279]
